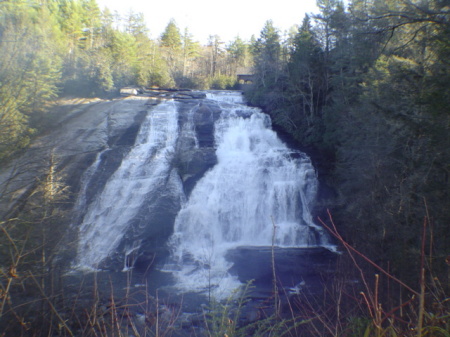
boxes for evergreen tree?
[253,20,282,89]
[181,28,200,79]
[125,11,148,37]
[160,19,182,83]
[287,15,327,126]
[0,1,62,161]
[246,20,282,108]
[227,36,251,75]
[80,0,102,49]
[108,29,138,87]
[207,34,224,77]
[325,0,450,283]
[135,28,172,87]
[160,19,182,49]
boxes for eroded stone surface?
[0,93,223,271]
[0,97,153,219]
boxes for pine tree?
[246,20,282,107]
[160,19,183,84]
[207,35,224,77]
[253,20,281,88]
[181,28,200,79]
[287,15,327,126]
[227,36,251,75]
[0,1,62,161]
[80,0,102,49]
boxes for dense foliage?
[1,0,449,335]
[0,0,251,162]
[246,0,450,326]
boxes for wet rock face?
[79,98,224,270]
[123,99,222,270]
[194,103,221,148]
[89,97,226,270]
[175,101,221,196]
[0,94,223,271]
[0,98,142,219]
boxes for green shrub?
[208,75,237,90]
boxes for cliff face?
[0,97,148,219]
[0,91,225,270]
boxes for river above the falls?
[72,90,335,301]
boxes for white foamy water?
[206,90,246,104]
[74,92,328,298]
[168,92,323,298]
[76,101,180,269]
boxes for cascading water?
[73,91,329,298]
[206,91,246,104]
[167,91,326,298]
[76,100,181,269]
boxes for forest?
[245,0,450,335]
[248,0,450,298]
[0,0,253,162]
[0,0,449,336]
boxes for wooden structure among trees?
[236,67,254,84]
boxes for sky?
[95,0,320,44]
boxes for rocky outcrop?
[0,92,222,271]
[0,97,150,219]
[97,98,223,270]
[175,101,221,196]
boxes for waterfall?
[73,91,328,298]
[76,100,180,269]
[206,90,246,104]
[167,91,325,298]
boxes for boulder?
[120,87,140,96]
[174,91,207,100]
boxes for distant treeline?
[0,0,253,161]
